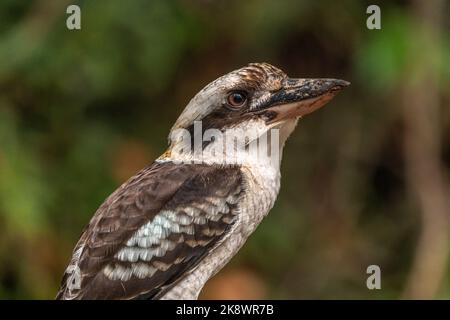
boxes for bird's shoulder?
[57,160,244,300]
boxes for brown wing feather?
[56,161,242,300]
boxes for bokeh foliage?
[0,0,448,299]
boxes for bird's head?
[166,63,349,165]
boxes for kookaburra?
[57,63,348,300]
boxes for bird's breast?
[161,163,281,299]
[238,163,281,235]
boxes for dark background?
[0,0,448,299]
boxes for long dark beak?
[259,78,350,123]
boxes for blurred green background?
[0,0,449,299]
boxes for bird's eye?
[227,91,247,108]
